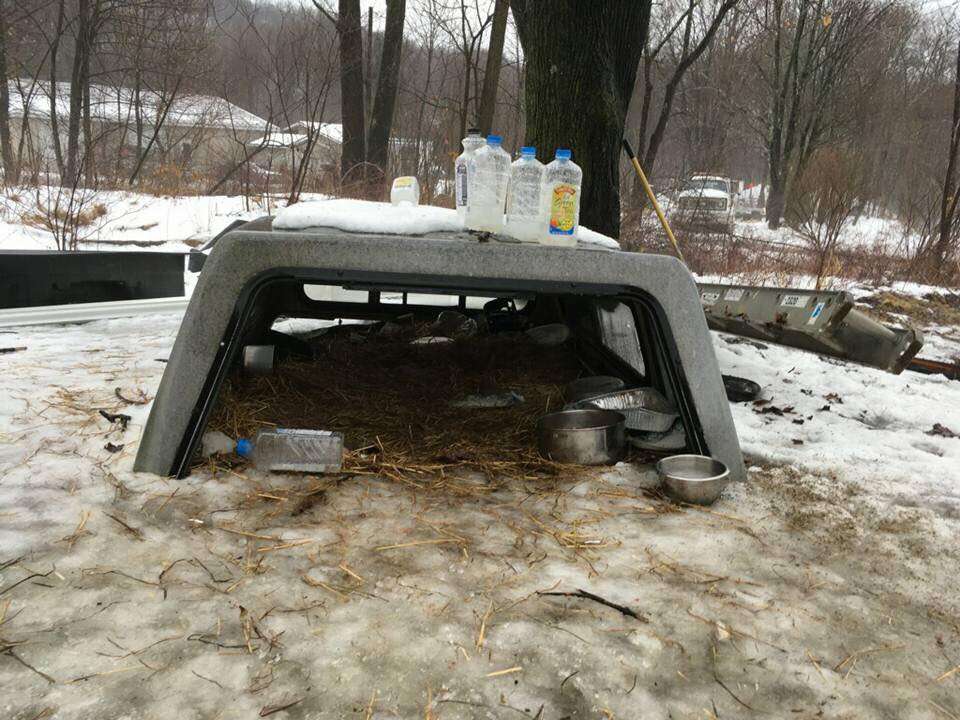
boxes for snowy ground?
[0,186,915,258]
[2,303,960,719]
[0,187,327,252]
[731,215,917,255]
[654,188,917,256]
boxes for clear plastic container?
[454,128,484,226]
[541,148,582,246]
[465,134,511,233]
[237,428,344,473]
[505,146,545,243]
[390,176,420,206]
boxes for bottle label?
[549,184,577,235]
[276,428,337,437]
[456,164,468,207]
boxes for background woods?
[0,0,957,279]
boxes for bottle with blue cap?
[505,146,546,243]
[235,428,344,473]
[466,134,511,233]
[542,148,582,246]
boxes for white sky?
[274,0,499,33]
[274,0,955,35]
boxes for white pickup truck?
[673,175,741,230]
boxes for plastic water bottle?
[541,148,582,246]
[236,428,344,473]
[466,134,511,233]
[454,128,484,226]
[505,146,545,243]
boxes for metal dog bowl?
[723,374,761,403]
[656,454,729,505]
[572,387,678,433]
[565,375,627,403]
[537,409,626,465]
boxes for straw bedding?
[205,325,589,481]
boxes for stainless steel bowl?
[565,375,627,403]
[572,387,678,433]
[243,344,275,375]
[656,454,729,505]
[537,409,626,465]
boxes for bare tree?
[319,0,367,185]
[787,146,863,288]
[477,0,508,136]
[114,2,212,185]
[757,0,891,229]
[64,0,110,186]
[366,0,407,187]
[394,0,456,199]
[636,0,739,182]
[424,0,495,139]
[46,0,67,177]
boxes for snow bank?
[274,198,622,249]
[717,332,960,515]
[732,214,922,256]
[273,198,462,235]
[576,226,620,250]
[0,187,326,252]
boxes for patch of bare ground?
[858,290,960,328]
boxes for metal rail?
[0,296,189,328]
[908,356,960,380]
[697,282,923,373]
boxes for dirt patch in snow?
[859,290,960,330]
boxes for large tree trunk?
[366,0,406,187]
[337,0,366,186]
[511,0,651,238]
[765,170,786,230]
[0,2,16,185]
[477,0,509,136]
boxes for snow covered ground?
[0,186,327,253]
[2,303,959,718]
[731,215,918,254]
